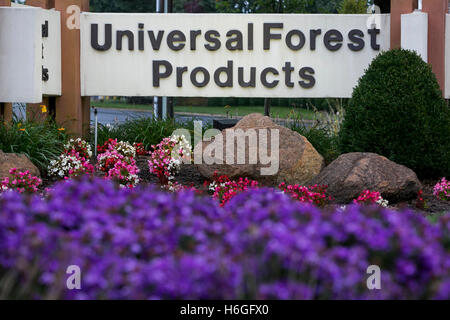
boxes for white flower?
[376,198,389,208]
[48,153,87,178]
[64,138,92,158]
[170,134,192,163]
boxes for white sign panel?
[0,6,61,103]
[0,7,42,103]
[445,14,450,98]
[81,13,390,98]
[401,11,428,62]
[42,9,62,96]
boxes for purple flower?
[0,178,448,300]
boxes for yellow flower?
[17,123,22,128]
[58,128,65,131]
[40,105,47,113]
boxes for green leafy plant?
[288,103,342,165]
[93,117,212,151]
[0,116,68,173]
[94,117,178,151]
[339,49,450,178]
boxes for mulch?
[39,156,450,216]
[391,180,450,215]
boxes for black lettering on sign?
[214,61,233,87]
[91,24,112,51]
[138,23,145,50]
[226,30,243,51]
[153,60,173,87]
[324,29,343,51]
[148,30,164,50]
[261,67,279,88]
[348,29,365,51]
[191,67,210,87]
[282,62,294,87]
[310,29,322,50]
[116,30,134,51]
[167,30,186,51]
[285,30,305,51]
[176,67,188,87]
[368,28,381,50]
[205,30,221,51]
[42,20,48,38]
[42,66,49,82]
[248,23,254,50]
[299,67,315,88]
[190,30,201,50]
[263,23,283,50]
[238,67,256,88]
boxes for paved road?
[13,104,312,128]
[91,107,313,128]
[90,107,221,126]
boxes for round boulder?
[195,113,324,185]
[309,152,422,203]
[0,150,40,179]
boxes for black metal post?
[0,103,4,120]
[166,0,174,119]
[264,98,271,117]
[155,0,164,119]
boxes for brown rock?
[0,150,40,179]
[195,113,324,185]
[309,152,422,203]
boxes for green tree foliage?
[215,0,345,13]
[90,0,217,13]
[338,0,368,14]
[339,49,450,178]
[173,0,217,13]
[90,0,155,12]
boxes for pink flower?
[279,183,332,207]
[1,168,42,194]
[433,178,450,201]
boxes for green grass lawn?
[92,101,316,120]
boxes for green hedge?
[339,49,450,178]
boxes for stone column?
[422,0,449,94]
[390,0,418,49]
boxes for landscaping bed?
[2,49,450,300]
[36,158,450,217]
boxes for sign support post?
[390,0,418,49]
[165,0,174,119]
[422,0,449,94]
[54,0,90,137]
[154,0,163,120]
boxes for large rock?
[309,152,422,203]
[0,150,40,179]
[195,113,324,185]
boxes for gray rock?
[310,152,422,203]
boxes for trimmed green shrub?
[339,49,450,178]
